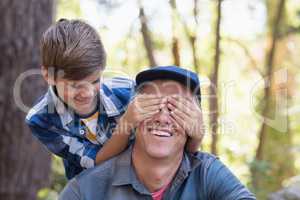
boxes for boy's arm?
[27,121,100,169]
[95,117,131,164]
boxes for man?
[59,66,256,200]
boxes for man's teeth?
[150,129,172,137]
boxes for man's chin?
[145,148,173,159]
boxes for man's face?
[54,71,101,115]
[135,80,193,159]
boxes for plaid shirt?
[25,77,135,179]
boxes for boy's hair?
[41,19,106,80]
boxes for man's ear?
[41,66,55,85]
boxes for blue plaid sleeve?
[111,77,136,106]
[101,77,136,115]
[27,119,100,169]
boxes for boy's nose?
[78,87,95,98]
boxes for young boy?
[26,19,203,180]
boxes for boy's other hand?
[167,95,204,142]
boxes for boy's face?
[44,68,102,115]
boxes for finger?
[169,110,185,131]
[170,95,200,110]
[170,111,195,137]
[168,96,199,118]
[136,97,167,108]
[167,96,193,116]
[169,116,185,134]
[140,110,160,121]
[168,105,185,125]
[136,94,164,100]
[171,94,193,103]
[138,104,161,114]
[167,102,189,121]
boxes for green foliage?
[38,156,67,200]
[56,0,82,20]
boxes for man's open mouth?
[147,128,173,137]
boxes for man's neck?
[132,147,183,193]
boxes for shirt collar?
[111,146,150,195]
[172,151,201,181]
[111,145,202,194]
[49,86,73,129]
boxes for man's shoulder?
[191,152,257,199]
[61,156,120,200]
[195,151,218,163]
[76,157,116,183]
[75,147,132,188]
[191,151,220,171]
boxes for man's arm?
[59,178,81,200]
[206,158,256,200]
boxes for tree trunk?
[170,0,180,66]
[172,37,180,66]
[209,0,222,155]
[251,0,295,198]
[138,5,157,67]
[255,0,285,162]
[0,0,53,199]
[173,0,200,73]
[191,0,200,74]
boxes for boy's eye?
[68,78,100,89]
[91,78,100,85]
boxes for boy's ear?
[41,66,55,85]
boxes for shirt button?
[80,129,85,135]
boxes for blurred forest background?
[0,0,299,199]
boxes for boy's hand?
[119,94,166,131]
[167,95,204,142]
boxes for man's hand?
[119,94,166,131]
[167,95,204,152]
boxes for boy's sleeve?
[107,77,136,111]
[27,119,100,169]
[206,158,256,200]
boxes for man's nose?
[153,106,171,125]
